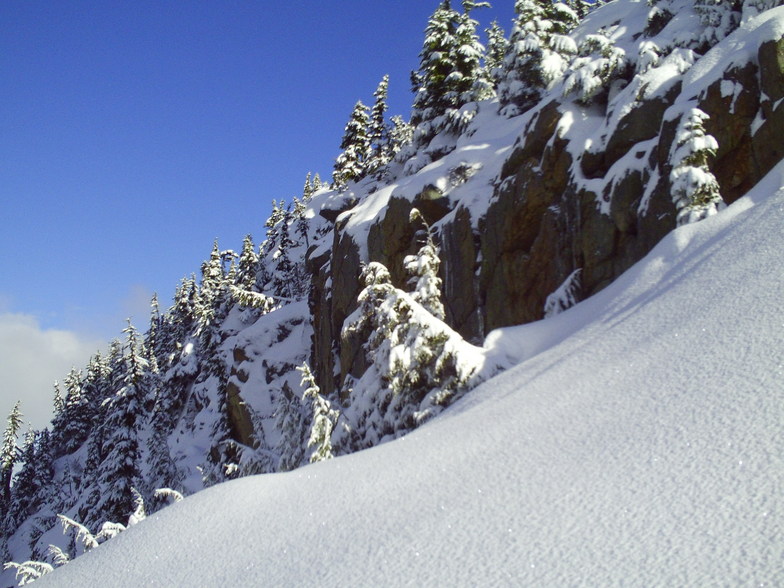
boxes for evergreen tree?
[302,172,315,200]
[645,0,676,37]
[144,294,163,374]
[410,1,491,142]
[272,207,297,299]
[543,268,582,317]
[485,20,508,89]
[563,29,628,105]
[670,108,724,225]
[262,200,286,257]
[172,275,199,333]
[695,0,742,47]
[498,0,579,116]
[567,0,603,20]
[1,402,23,510]
[404,209,446,321]
[274,383,309,471]
[300,363,338,463]
[332,100,372,190]
[6,429,55,531]
[89,322,148,526]
[456,1,495,104]
[235,234,258,291]
[49,368,94,459]
[292,197,309,249]
[367,75,391,173]
[338,262,477,451]
[197,240,230,331]
[311,172,323,192]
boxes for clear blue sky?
[1,0,516,339]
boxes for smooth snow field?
[39,167,784,586]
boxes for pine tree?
[89,322,148,526]
[300,363,338,463]
[49,368,94,459]
[695,0,742,47]
[1,402,23,510]
[410,0,491,141]
[455,1,495,105]
[670,108,724,225]
[563,29,628,105]
[144,294,163,374]
[292,197,309,249]
[272,207,296,299]
[367,75,391,173]
[404,209,446,321]
[236,234,258,291]
[567,0,603,20]
[302,172,315,201]
[498,0,579,115]
[339,262,477,451]
[388,115,414,156]
[645,0,676,37]
[5,429,55,531]
[485,20,508,89]
[311,173,323,192]
[543,269,582,317]
[197,240,231,332]
[332,100,371,190]
[274,383,309,471]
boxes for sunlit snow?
[37,161,784,588]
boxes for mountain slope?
[37,163,784,587]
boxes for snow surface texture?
[37,163,784,587]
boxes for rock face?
[308,32,784,399]
[701,38,784,205]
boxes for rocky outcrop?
[698,37,784,205]
[308,33,784,399]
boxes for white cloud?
[0,313,103,433]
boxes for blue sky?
[1,0,516,429]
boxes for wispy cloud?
[0,313,103,433]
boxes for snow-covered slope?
[37,163,784,587]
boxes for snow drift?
[36,163,784,587]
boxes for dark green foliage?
[498,0,579,115]
[410,0,492,141]
[332,100,371,190]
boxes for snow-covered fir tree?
[485,20,508,89]
[338,261,480,452]
[299,363,338,463]
[563,29,629,105]
[367,75,391,173]
[410,0,491,143]
[332,100,371,190]
[694,0,742,48]
[49,368,94,458]
[404,209,446,321]
[4,430,54,539]
[273,382,309,471]
[0,402,23,511]
[235,234,258,291]
[567,0,605,20]
[86,322,149,527]
[388,115,414,156]
[670,108,724,225]
[498,0,579,116]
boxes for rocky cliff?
[308,6,784,399]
